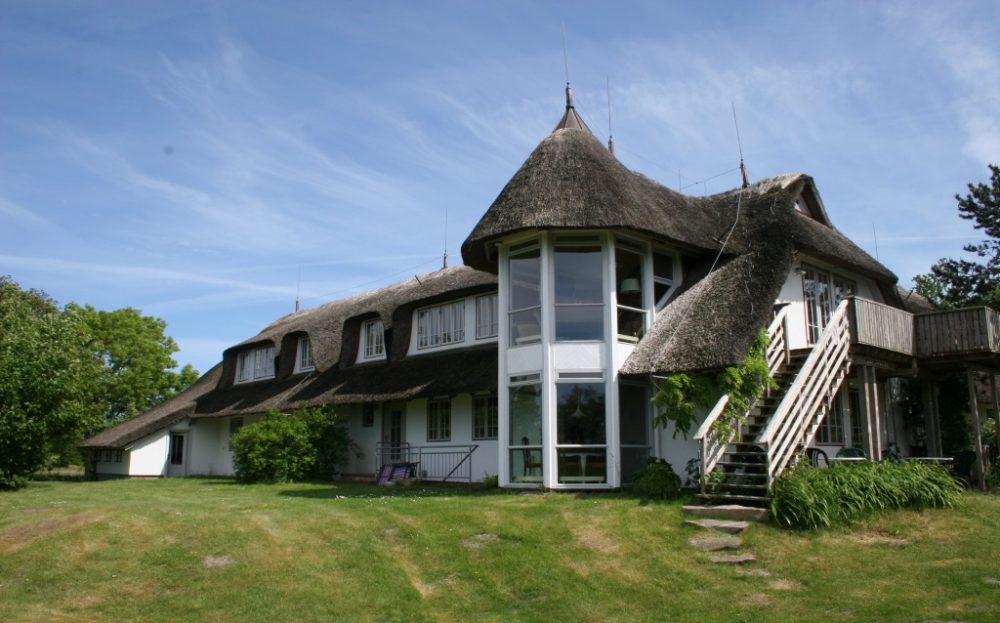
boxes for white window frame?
[475,294,499,340]
[473,392,499,440]
[295,336,315,373]
[360,318,386,361]
[426,398,451,442]
[235,345,275,384]
[417,300,465,350]
[652,247,679,311]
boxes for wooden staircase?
[692,299,853,508]
[695,351,807,507]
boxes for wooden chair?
[521,437,542,476]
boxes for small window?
[295,336,314,373]
[427,398,451,442]
[362,404,375,428]
[417,300,465,349]
[653,250,677,311]
[473,393,499,440]
[476,294,499,339]
[361,319,385,361]
[236,345,275,383]
[228,417,244,451]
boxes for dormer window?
[417,300,465,349]
[235,345,275,383]
[295,336,314,373]
[360,318,385,361]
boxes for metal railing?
[694,305,790,491]
[375,442,479,483]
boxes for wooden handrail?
[694,306,789,491]
[759,299,852,485]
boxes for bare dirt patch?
[462,533,499,549]
[564,513,619,554]
[1,514,104,553]
[203,555,233,569]
[769,578,801,591]
[851,532,911,547]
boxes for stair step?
[706,482,768,491]
[695,492,770,505]
[717,461,767,468]
[683,518,750,534]
[682,504,770,522]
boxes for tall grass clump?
[771,460,962,530]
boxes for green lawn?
[1,479,998,622]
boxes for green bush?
[770,461,963,530]
[231,413,314,483]
[632,457,682,500]
[293,405,351,480]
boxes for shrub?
[231,413,315,483]
[770,461,963,530]
[293,406,351,480]
[631,457,682,500]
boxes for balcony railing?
[845,297,1000,362]
[915,307,1000,358]
[848,297,915,356]
[375,442,479,483]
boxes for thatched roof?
[461,124,894,284]
[81,266,498,449]
[79,364,223,449]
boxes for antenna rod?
[872,223,880,261]
[561,23,570,86]
[443,205,449,269]
[295,267,301,312]
[606,76,614,155]
[732,102,749,189]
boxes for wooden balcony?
[846,297,1000,370]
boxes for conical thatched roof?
[461,125,894,284]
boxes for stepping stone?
[683,518,750,534]
[708,552,757,564]
[689,534,742,551]
[682,504,769,522]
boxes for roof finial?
[565,82,574,109]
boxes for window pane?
[474,394,498,439]
[509,383,542,446]
[618,384,648,445]
[557,449,606,484]
[509,449,543,483]
[510,248,541,310]
[615,247,643,309]
[509,308,541,346]
[617,307,645,341]
[476,294,498,339]
[554,245,603,304]
[653,252,673,280]
[555,305,604,341]
[556,383,605,445]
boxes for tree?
[0,278,104,488]
[914,164,1000,309]
[64,304,199,426]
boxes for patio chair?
[521,437,543,477]
[806,447,829,467]
[835,447,868,459]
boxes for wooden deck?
[847,297,1000,368]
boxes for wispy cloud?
[0,195,46,225]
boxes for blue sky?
[2,1,999,376]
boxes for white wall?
[653,418,700,482]
[127,431,170,476]
[93,451,129,477]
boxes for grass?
[1,479,998,622]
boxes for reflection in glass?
[509,308,542,346]
[557,448,606,484]
[619,384,650,484]
[510,247,541,310]
[510,383,542,446]
[554,306,604,341]
[557,383,605,444]
[554,245,603,304]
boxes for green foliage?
[231,412,315,483]
[231,405,351,483]
[0,277,104,489]
[293,405,351,480]
[652,328,777,439]
[770,461,963,530]
[914,164,1000,309]
[479,474,499,489]
[64,304,198,426]
[631,457,682,500]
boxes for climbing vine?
[652,328,777,440]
